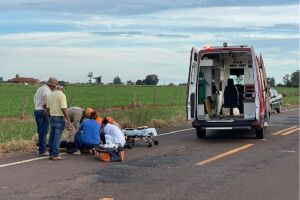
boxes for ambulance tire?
[256,128,264,139]
[196,128,206,138]
[276,104,282,113]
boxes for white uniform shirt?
[103,123,126,147]
[34,84,52,110]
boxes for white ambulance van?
[187,43,270,139]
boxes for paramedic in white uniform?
[101,117,126,147]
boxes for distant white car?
[270,89,283,113]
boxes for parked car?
[269,89,282,113]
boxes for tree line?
[267,70,299,87]
[87,72,159,85]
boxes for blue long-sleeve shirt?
[79,119,101,145]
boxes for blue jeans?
[34,110,49,154]
[49,117,65,157]
[74,132,97,150]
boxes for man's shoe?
[52,156,65,161]
[39,151,49,156]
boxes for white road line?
[0,128,194,169]
[282,108,299,113]
[157,128,195,137]
[0,153,66,168]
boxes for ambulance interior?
[196,51,256,120]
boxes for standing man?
[34,77,57,156]
[47,85,71,160]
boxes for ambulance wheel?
[154,140,159,145]
[276,104,282,113]
[147,142,152,147]
[256,128,264,139]
[196,128,206,138]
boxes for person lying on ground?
[96,115,119,127]
[101,117,126,148]
[106,116,120,127]
[73,111,101,155]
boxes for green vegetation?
[0,84,186,117]
[275,87,299,106]
[0,84,187,150]
[0,84,37,117]
[0,118,36,144]
[0,83,298,152]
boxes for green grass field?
[0,84,186,117]
[275,87,299,106]
[0,84,299,150]
[0,84,186,146]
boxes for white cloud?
[0,47,189,84]
[0,4,298,84]
[47,5,299,29]
[151,5,299,28]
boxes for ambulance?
[187,43,270,139]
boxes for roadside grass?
[0,105,187,153]
[0,84,299,153]
[0,139,36,154]
[99,105,187,128]
[0,117,36,144]
[0,118,37,153]
[283,96,300,106]
[0,84,186,117]
[275,87,299,106]
[276,87,299,97]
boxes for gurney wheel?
[147,142,152,147]
[154,140,159,145]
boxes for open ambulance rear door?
[187,47,199,121]
[259,53,270,125]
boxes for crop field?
[0,84,187,148]
[275,87,300,106]
[0,84,186,117]
[0,84,298,151]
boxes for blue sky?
[0,0,299,84]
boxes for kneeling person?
[74,111,101,155]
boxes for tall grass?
[275,87,299,106]
[0,84,299,150]
[0,84,186,117]
[0,117,36,144]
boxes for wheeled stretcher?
[122,127,159,148]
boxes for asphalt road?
[0,108,299,200]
